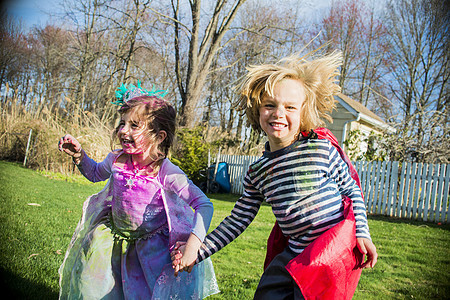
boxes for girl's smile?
[259,78,306,152]
[117,112,150,155]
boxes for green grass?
[0,160,449,299]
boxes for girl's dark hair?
[113,95,176,157]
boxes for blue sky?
[5,0,334,31]
[4,0,61,29]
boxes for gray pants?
[254,248,304,300]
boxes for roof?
[336,93,383,122]
[335,93,395,133]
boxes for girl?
[172,51,378,299]
[58,83,219,299]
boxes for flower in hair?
[111,81,168,106]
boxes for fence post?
[442,165,450,223]
[412,163,423,219]
[406,162,417,219]
[387,161,399,216]
[381,161,391,215]
[401,162,412,218]
[23,129,32,167]
[423,164,435,221]
[434,164,445,222]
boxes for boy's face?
[259,78,305,152]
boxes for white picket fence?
[218,154,450,223]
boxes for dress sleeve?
[327,143,371,240]
[160,160,214,242]
[77,152,115,182]
[196,171,264,263]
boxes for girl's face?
[117,111,153,156]
[259,78,305,152]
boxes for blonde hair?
[236,50,342,133]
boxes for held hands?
[171,241,191,276]
[356,237,378,269]
[171,233,203,276]
[58,134,83,164]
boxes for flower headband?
[111,81,168,106]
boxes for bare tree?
[105,0,152,84]
[0,13,29,99]
[63,0,107,108]
[204,1,309,149]
[381,0,449,163]
[31,26,71,112]
[164,0,247,128]
[315,0,391,112]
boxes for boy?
[173,51,377,299]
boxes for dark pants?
[254,248,304,300]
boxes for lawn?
[0,161,449,299]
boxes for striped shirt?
[197,138,370,262]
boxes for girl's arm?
[161,160,214,242]
[160,160,214,273]
[76,152,114,182]
[58,134,113,182]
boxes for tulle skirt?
[59,216,219,299]
[59,180,219,300]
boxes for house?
[325,93,395,156]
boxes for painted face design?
[117,112,152,155]
[259,78,306,152]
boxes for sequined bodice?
[111,166,167,238]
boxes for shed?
[325,93,395,154]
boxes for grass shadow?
[1,267,58,300]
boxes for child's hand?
[356,237,378,268]
[171,234,202,276]
[171,241,185,269]
[171,242,194,276]
[171,241,194,276]
[58,134,83,163]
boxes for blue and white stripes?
[198,138,370,262]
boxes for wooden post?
[23,129,32,167]
[213,147,222,181]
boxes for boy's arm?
[196,173,264,263]
[328,144,378,267]
[328,144,371,240]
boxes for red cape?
[263,128,364,300]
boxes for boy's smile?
[259,78,306,152]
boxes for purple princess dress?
[59,152,219,299]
